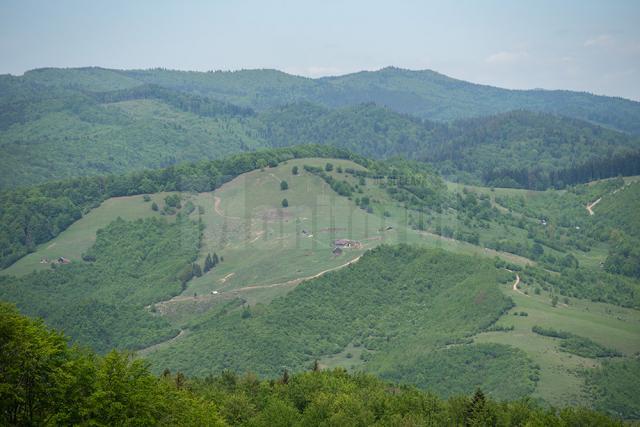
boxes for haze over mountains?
[12,66,640,131]
[2,64,640,423]
[1,66,639,189]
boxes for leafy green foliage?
[425,111,640,188]
[1,302,622,425]
[522,265,640,308]
[531,325,573,339]
[559,336,622,359]
[532,326,621,358]
[0,217,200,352]
[0,302,225,426]
[594,182,640,279]
[303,164,354,196]
[585,358,640,419]
[379,343,539,400]
[147,245,514,381]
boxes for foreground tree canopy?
[0,302,625,426]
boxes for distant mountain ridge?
[14,65,640,134]
[1,66,639,189]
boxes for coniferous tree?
[204,253,214,272]
[192,263,202,277]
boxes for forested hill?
[1,302,623,426]
[1,68,639,189]
[16,66,640,134]
[422,110,640,188]
[1,97,637,190]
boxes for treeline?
[303,164,354,196]
[520,264,640,309]
[91,84,255,118]
[421,110,640,189]
[0,145,366,268]
[483,150,640,190]
[0,302,624,426]
[0,217,200,352]
[531,326,621,358]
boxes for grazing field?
[474,276,640,408]
[158,158,534,320]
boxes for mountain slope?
[2,85,638,190]
[14,66,640,134]
[423,110,640,188]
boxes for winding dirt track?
[155,254,364,308]
[213,196,243,220]
[137,329,188,356]
[586,198,601,215]
[511,273,527,296]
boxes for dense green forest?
[0,217,200,352]
[421,111,640,188]
[147,245,529,398]
[2,68,639,189]
[20,66,640,133]
[1,302,624,426]
[379,343,539,400]
[585,358,640,420]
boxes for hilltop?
[17,66,640,133]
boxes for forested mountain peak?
[4,65,638,133]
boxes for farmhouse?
[333,239,362,249]
[332,247,343,256]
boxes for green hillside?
[22,66,640,133]
[423,111,640,188]
[2,68,640,189]
[2,302,623,426]
[0,216,199,352]
[145,245,531,396]
[1,151,639,416]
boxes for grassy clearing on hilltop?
[1,192,170,277]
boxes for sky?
[1,0,639,100]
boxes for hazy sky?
[1,0,639,100]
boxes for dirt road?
[586,198,601,215]
[511,273,527,296]
[214,196,243,220]
[137,329,188,356]
[155,254,365,308]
